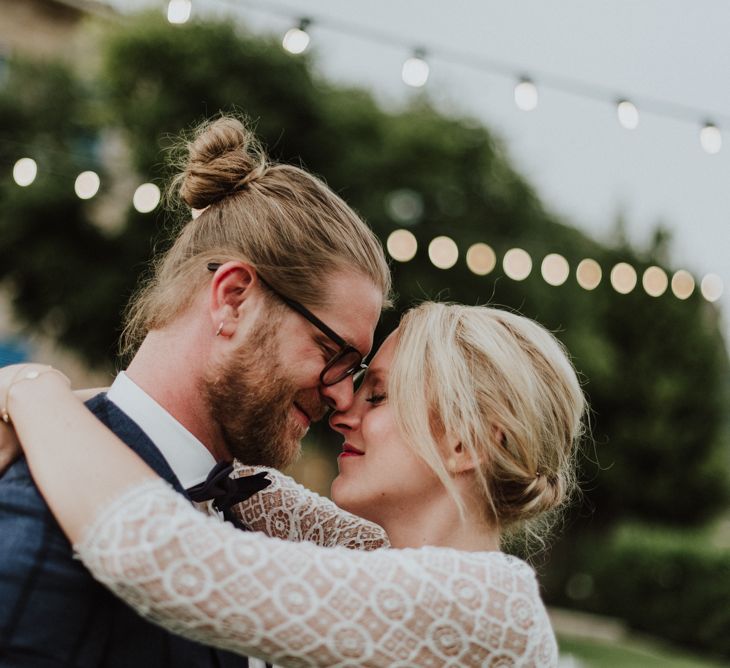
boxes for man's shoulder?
[85,392,186,493]
[0,392,185,496]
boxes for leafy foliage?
[545,523,730,658]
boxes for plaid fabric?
[0,394,251,668]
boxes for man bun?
[177,117,268,210]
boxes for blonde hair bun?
[178,117,268,210]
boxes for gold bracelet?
[1,366,71,424]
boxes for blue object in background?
[0,339,30,367]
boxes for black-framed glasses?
[207,262,367,386]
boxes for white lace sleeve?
[230,464,389,550]
[76,480,558,667]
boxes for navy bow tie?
[186,462,271,529]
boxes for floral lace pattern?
[76,480,558,667]
[230,465,390,550]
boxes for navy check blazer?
[0,393,252,668]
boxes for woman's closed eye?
[365,392,387,406]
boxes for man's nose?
[320,375,355,413]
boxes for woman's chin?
[331,478,372,522]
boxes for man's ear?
[208,261,260,337]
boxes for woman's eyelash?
[365,393,387,405]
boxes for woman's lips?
[339,443,364,457]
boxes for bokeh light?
[428,236,458,269]
[13,157,38,186]
[282,25,310,54]
[385,189,423,225]
[610,262,637,294]
[541,253,570,286]
[466,243,496,276]
[576,259,602,290]
[617,100,639,130]
[133,183,161,213]
[700,123,722,154]
[167,0,192,24]
[514,80,538,111]
[387,229,418,263]
[642,266,668,297]
[402,54,429,88]
[503,248,532,281]
[74,171,100,200]
[700,274,723,302]
[671,270,695,300]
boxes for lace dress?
[74,467,558,667]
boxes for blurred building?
[0,0,114,62]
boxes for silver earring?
[215,322,224,336]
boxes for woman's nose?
[329,402,361,434]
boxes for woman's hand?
[1,364,70,424]
[0,364,49,475]
[0,421,20,475]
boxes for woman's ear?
[208,261,259,337]
[446,424,503,474]
[447,441,480,474]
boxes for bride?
[0,301,584,667]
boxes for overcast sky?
[113,0,730,342]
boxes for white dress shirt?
[106,371,216,490]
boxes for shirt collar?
[106,371,217,489]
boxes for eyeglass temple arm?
[207,262,348,347]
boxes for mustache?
[295,393,328,423]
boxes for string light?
[74,171,100,200]
[514,79,538,112]
[701,274,723,302]
[503,248,532,280]
[610,262,637,294]
[671,270,695,300]
[428,235,458,269]
[466,243,496,276]
[385,189,423,225]
[576,259,602,290]
[12,158,37,187]
[132,183,161,213]
[387,229,418,262]
[700,123,722,154]
[617,100,639,130]
[402,49,429,88]
[642,266,668,297]
[282,18,311,54]
[206,0,730,153]
[6,138,726,304]
[167,0,192,24]
[541,253,569,286]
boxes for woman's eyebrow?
[364,367,385,383]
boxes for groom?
[0,118,390,667]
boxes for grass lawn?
[558,635,729,668]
